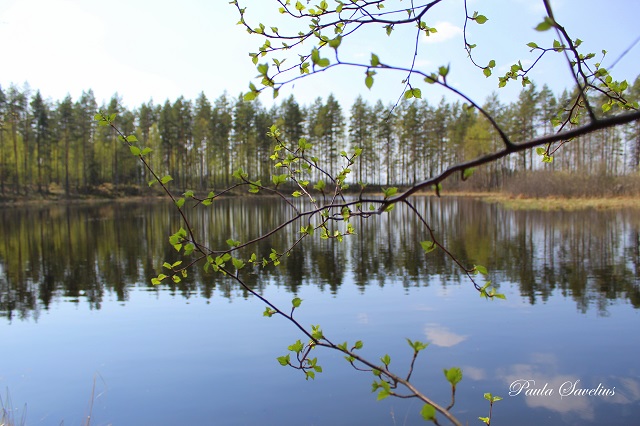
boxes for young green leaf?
[420,404,436,421]
[365,73,374,89]
[383,187,398,199]
[535,17,554,31]
[232,257,245,270]
[474,264,489,275]
[463,168,475,180]
[444,367,463,387]
[420,240,437,254]
[277,354,290,366]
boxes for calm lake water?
[1,196,639,425]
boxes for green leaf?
[243,91,257,101]
[553,39,563,51]
[406,338,429,352]
[272,173,288,186]
[232,257,245,270]
[383,187,398,199]
[475,264,488,275]
[354,340,363,350]
[316,58,330,67]
[483,67,492,77]
[381,354,391,366]
[288,340,304,353]
[377,389,390,400]
[292,297,302,308]
[226,238,241,247]
[175,198,185,208]
[126,135,138,143]
[277,354,290,366]
[535,17,554,31]
[370,53,380,67]
[365,74,374,89]
[463,168,475,180]
[160,175,173,184]
[475,14,488,24]
[420,240,437,254]
[311,325,323,340]
[420,404,436,421]
[444,367,463,386]
[129,145,141,156]
[527,41,539,48]
[328,36,342,49]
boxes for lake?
[1,196,639,425]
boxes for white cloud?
[422,21,463,44]
[423,323,467,347]
[495,353,636,420]
[461,366,486,381]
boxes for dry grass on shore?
[477,194,640,210]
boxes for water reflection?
[497,352,639,421]
[1,197,639,320]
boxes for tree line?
[1,77,638,197]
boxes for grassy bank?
[472,194,640,210]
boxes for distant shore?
[451,192,640,210]
[2,187,639,210]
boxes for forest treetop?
[1,77,639,199]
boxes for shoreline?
[2,190,639,210]
[455,192,640,210]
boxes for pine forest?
[1,77,639,198]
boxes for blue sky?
[1,0,638,111]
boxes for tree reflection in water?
[1,197,638,321]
